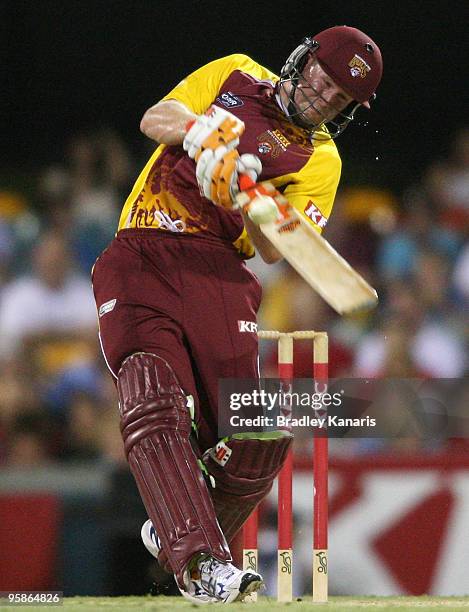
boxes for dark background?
[3,0,468,192]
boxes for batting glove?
[183,105,245,161]
[235,178,289,216]
[196,148,262,208]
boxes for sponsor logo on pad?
[209,440,232,466]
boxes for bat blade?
[259,208,378,315]
[234,175,378,315]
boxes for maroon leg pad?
[204,435,293,542]
[117,353,231,588]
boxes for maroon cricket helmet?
[314,25,383,107]
[278,25,383,137]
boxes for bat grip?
[239,173,256,191]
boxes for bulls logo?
[348,54,371,79]
[258,142,272,155]
[256,129,290,158]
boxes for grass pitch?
[38,595,469,611]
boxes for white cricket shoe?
[198,556,264,603]
[141,519,218,604]
[141,519,162,558]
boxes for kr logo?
[304,201,328,228]
[238,321,258,333]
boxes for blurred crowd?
[0,127,468,470]
[0,129,133,470]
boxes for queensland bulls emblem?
[348,54,371,78]
[257,129,290,158]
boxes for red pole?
[242,506,259,599]
[277,335,293,601]
[313,332,328,602]
[243,508,258,560]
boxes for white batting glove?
[196,149,262,208]
[183,105,245,161]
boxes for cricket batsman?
[92,26,382,603]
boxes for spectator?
[6,412,53,468]
[61,392,103,462]
[0,231,97,358]
[453,242,469,302]
[354,309,466,378]
[0,357,40,463]
[424,127,469,231]
[67,129,133,272]
[376,187,461,281]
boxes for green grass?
[19,595,468,611]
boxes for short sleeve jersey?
[118,54,342,258]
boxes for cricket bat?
[236,177,378,315]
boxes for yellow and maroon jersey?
[118,54,342,258]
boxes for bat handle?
[239,173,256,191]
[233,174,261,213]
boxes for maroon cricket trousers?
[92,228,262,451]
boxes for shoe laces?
[199,558,237,594]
